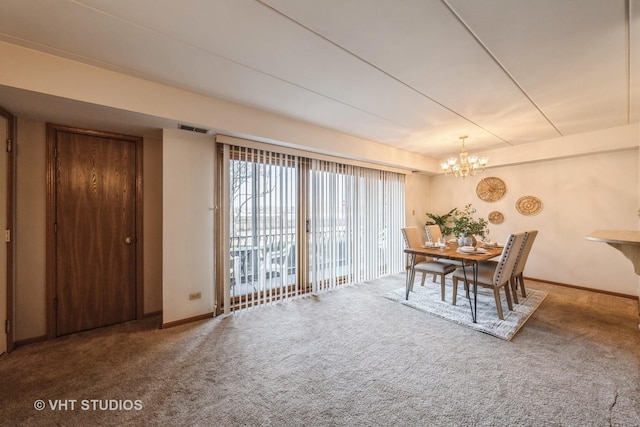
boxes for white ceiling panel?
[260,0,561,148]
[0,0,637,158]
[75,0,493,151]
[447,0,633,136]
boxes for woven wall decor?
[488,211,504,224]
[476,177,506,202]
[516,195,543,216]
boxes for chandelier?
[440,135,488,178]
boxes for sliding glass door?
[308,160,405,292]
[224,146,301,311]
[218,141,405,313]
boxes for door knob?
[124,236,134,245]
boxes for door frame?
[45,124,144,339]
[0,106,15,353]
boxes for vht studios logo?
[34,399,143,411]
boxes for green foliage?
[426,204,488,238]
[450,204,488,238]
[425,208,455,236]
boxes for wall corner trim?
[161,312,214,329]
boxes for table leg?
[460,261,478,323]
[405,253,416,300]
[473,262,478,323]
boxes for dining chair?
[477,230,538,304]
[402,226,456,301]
[425,224,463,267]
[511,230,538,300]
[451,231,526,320]
[425,224,443,242]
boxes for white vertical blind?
[226,145,299,311]
[221,142,405,312]
[309,159,405,292]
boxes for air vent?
[178,124,209,134]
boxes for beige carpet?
[1,275,639,426]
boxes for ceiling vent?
[178,124,209,134]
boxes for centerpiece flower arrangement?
[451,204,488,245]
[427,204,488,245]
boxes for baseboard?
[14,334,47,348]
[161,312,213,329]
[527,276,637,300]
[144,310,162,318]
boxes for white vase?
[458,235,473,246]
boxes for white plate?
[457,247,488,255]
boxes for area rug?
[382,273,547,340]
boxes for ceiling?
[0,0,638,158]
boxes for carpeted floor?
[1,275,639,426]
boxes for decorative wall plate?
[516,195,543,216]
[476,177,506,202]
[488,211,504,224]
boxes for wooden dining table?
[404,243,503,323]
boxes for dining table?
[404,242,503,323]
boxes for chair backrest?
[402,226,422,247]
[401,226,428,264]
[513,230,538,276]
[425,224,443,242]
[492,232,527,285]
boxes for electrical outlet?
[189,292,202,301]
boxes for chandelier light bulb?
[440,136,488,179]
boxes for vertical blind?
[309,159,405,292]
[226,145,300,311]
[221,143,405,312]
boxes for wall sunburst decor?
[476,177,506,202]
[488,211,504,224]
[516,195,543,216]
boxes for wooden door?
[49,126,140,336]
[0,112,8,353]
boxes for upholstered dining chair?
[511,230,538,300]
[425,224,463,267]
[451,231,526,320]
[402,226,456,302]
[425,224,443,242]
[477,230,538,304]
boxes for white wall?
[162,129,215,325]
[405,173,432,239]
[143,136,163,314]
[15,118,46,340]
[429,137,639,295]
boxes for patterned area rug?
[382,273,547,340]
